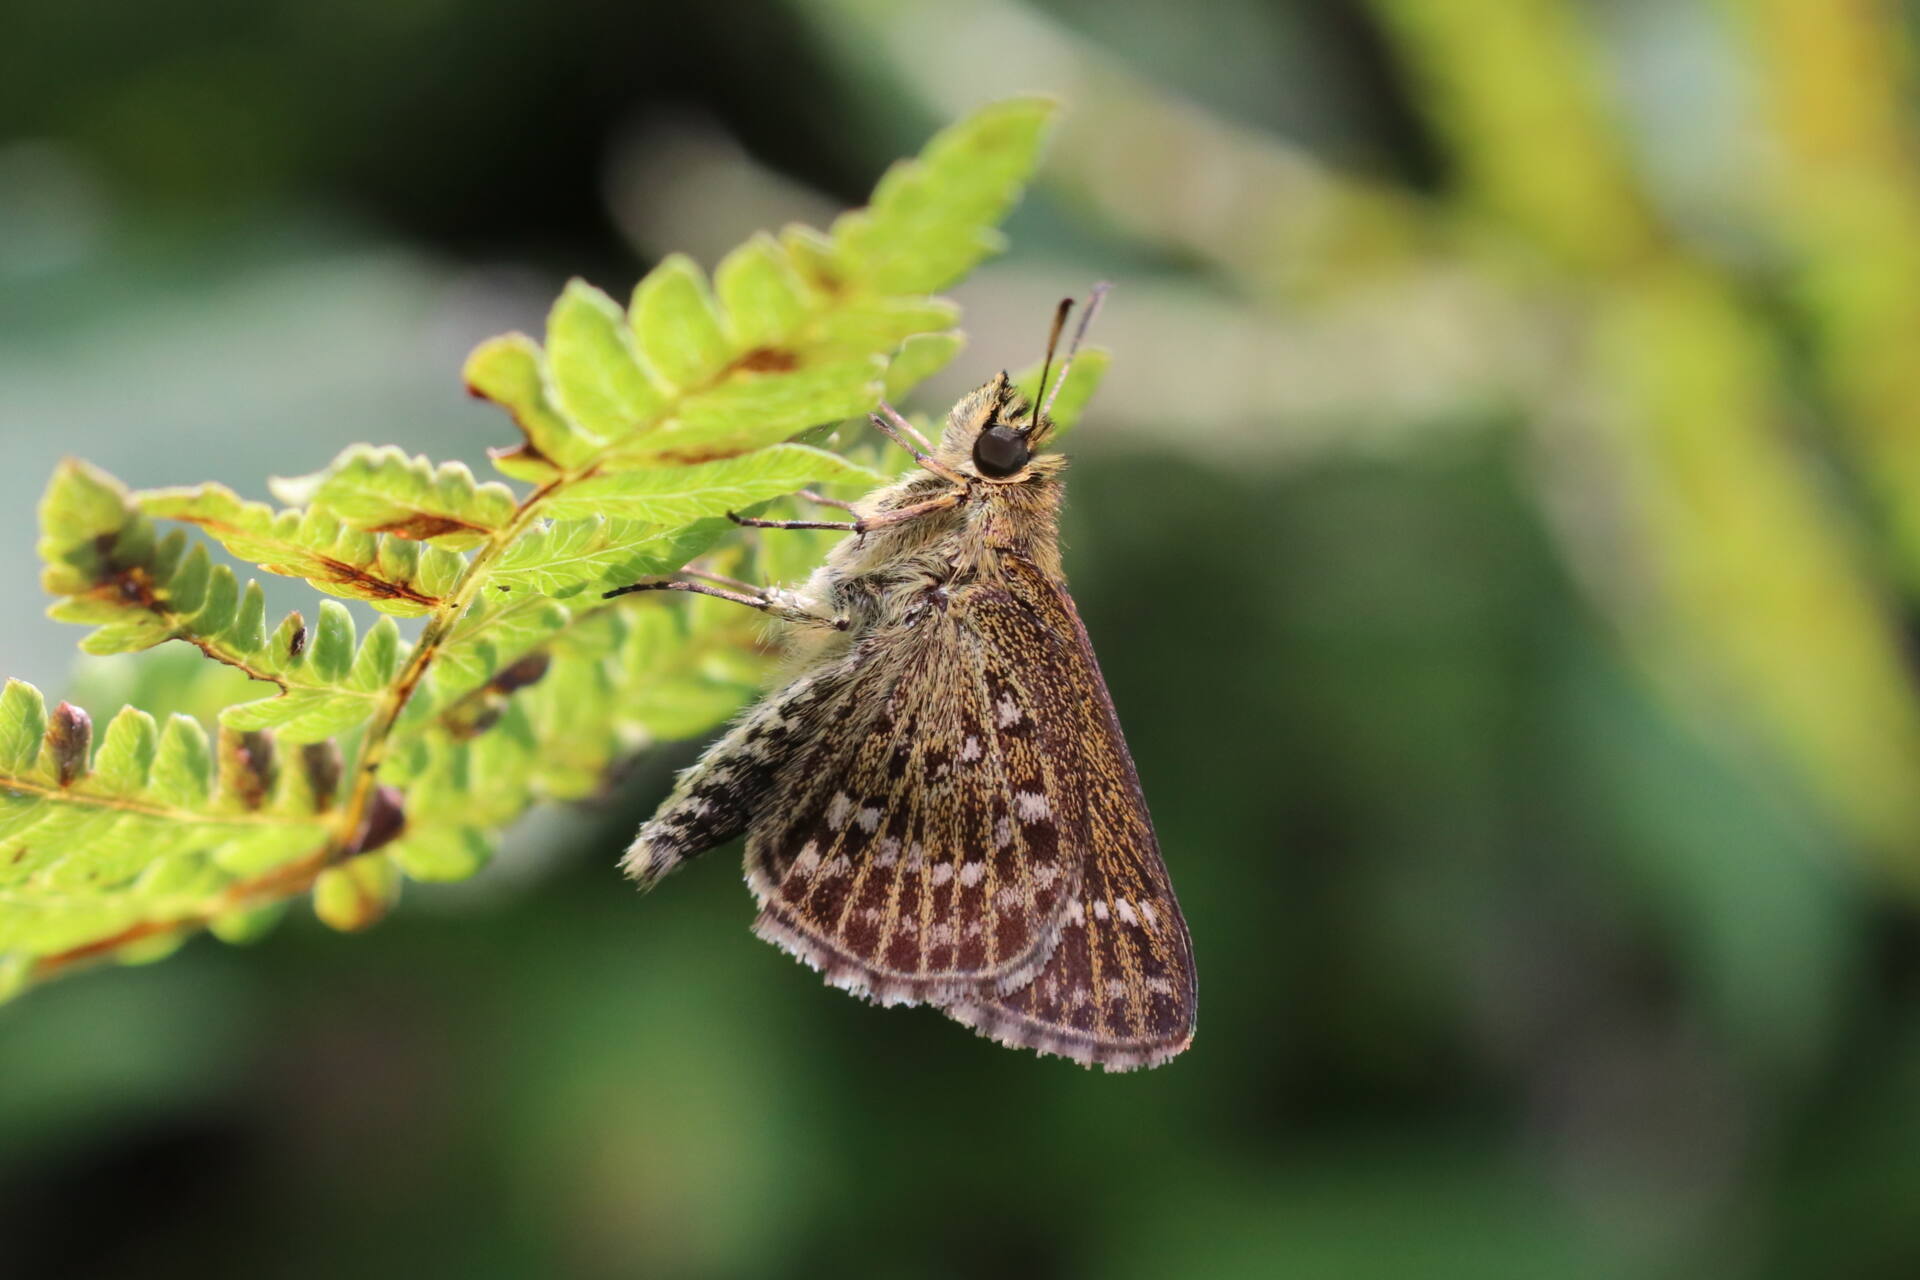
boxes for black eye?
[972,425,1031,478]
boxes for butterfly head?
[937,287,1109,486]
[940,372,1051,484]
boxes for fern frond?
[2,96,1060,997]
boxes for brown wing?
[744,588,1083,1006]
[943,557,1197,1071]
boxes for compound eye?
[972,425,1031,478]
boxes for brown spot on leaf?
[159,514,441,608]
[444,699,505,742]
[48,703,91,787]
[797,261,844,296]
[350,785,407,856]
[488,441,558,471]
[88,563,159,611]
[221,728,277,810]
[441,648,551,740]
[252,553,439,607]
[368,513,489,542]
[491,651,551,694]
[648,444,755,466]
[731,346,800,375]
[300,741,343,810]
[309,556,440,606]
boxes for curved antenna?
[1041,281,1111,420]
[1027,296,1074,435]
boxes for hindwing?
[942,558,1197,1071]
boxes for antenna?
[1028,296,1074,434]
[1041,281,1111,420]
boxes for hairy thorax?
[777,459,1068,673]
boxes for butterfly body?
[623,367,1197,1071]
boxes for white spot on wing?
[930,863,954,886]
[959,861,986,888]
[856,806,881,833]
[1093,900,1111,921]
[1014,792,1050,821]
[792,841,822,876]
[960,736,983,761]
[826,793,851,831]
[996,694,1021,727]
[1115,899,1138,926]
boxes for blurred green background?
[9,0,1920,1275]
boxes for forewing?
[746,592,1082,1005]
[944,558,1197,1071]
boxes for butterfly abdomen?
[621,671,836,890]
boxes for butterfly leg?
[856,491,962,530]
[727,513,858,532]
[873,401,936,453]
[602,578,847,630]
[681,566,764,593]
[796,488,857,512]
[867,411,968,485]
[726,490,962,536]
